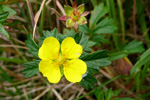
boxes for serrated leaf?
[93,35,107,46]
[0,12,9,23]
[93,17,117,34]
[39,28,58,46]
[109,51,128,61]
[78,24,89,33]
[80,50,108,61]
[74,32,89,49]
[84,40,96,51]
[90,3,109,29]
[1,5,16,16]
[23,60,40,78]
[25,33,39,57]
[22,60,40,78]
[85,58,111,69]
[0,24,9,39]
[122,40,145,54]
[80,74,97,89]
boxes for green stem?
[39,3,45,34]
[117,0,125,43]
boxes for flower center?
[71,10,80,21]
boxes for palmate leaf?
[39,28,58,46]
[25,33,39,58]
[80,50,108,61]
[80,73,97,89]
[93,17,117,34]
[22,60,40,78]
[90,3,109,29]
[122,40,145,54]
[80,50,111,89]
[74,32,89,49]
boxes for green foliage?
[80,50,108,61]
[25,33,39,58]
[93,17,117,34]
[0,5,17,16]
[0,24,9,39]
[130,48,150,75]
[80,74,97,89]
[79,3,117,46]
[22,60,40,78]
[95,88,122,100]
[122,40,145,54]
[109,40,145,61]
[90,3,109,28]
[0,12,9,23]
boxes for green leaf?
[122,40,145,54]
[130,48,150,75]
[1,5,16,16]
[22,60,40,78]
[85,58,111,69]
[80,74,97,89]
[109,51,128,61]
[84,40,96,51]
[93,35,107,46]
[80,50,108,61]
[90,3,109,29]
[93,17,117,34]
[25,33,39,58]
[78,24,89,33]
[95,88,105,100]
[39,28,58,46]
[0,24,9,39]
[74,32,89,49]
[0,12,9,23]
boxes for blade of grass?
[117,0,125,43]
[0,56,27,63]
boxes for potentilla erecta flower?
[59,2,90,29]
[38,37,87,83]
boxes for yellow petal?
[64,59,87,83]
[39,60,61,83]
[61,37,83,59]
[38,37,60,60]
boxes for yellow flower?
[38,37,87,83]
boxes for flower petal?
[61,37,82,59]
[77,4,84,14]
[77,16,87,25]
[64,59,87,83]
[59,15,69,21]
[39,60,61,83]
[82,11,90,17]
[66,19,75,27]
[64,5,74,17]
[38,37,60,60]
